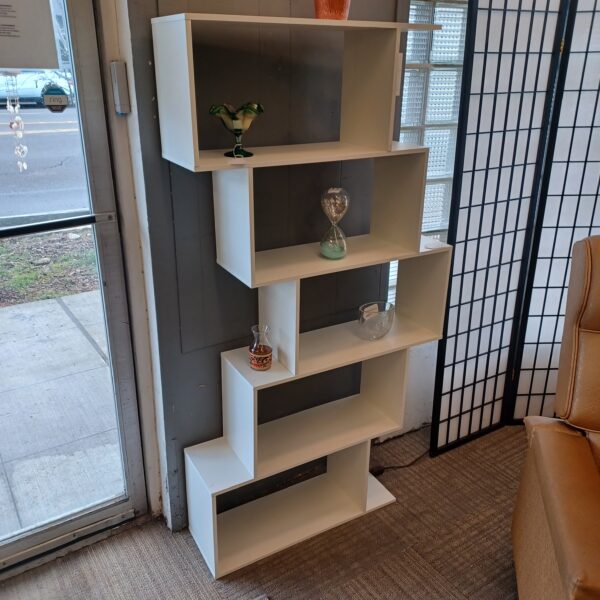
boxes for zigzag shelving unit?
[152,13,451,578]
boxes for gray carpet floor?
[1,425,527,600]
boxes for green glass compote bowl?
[209,102,264,158]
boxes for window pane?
[432,4,468,64]
[402,69,427,126]
[426,69,462,124]
[423,181,453,231]
[399,129,423,145]
[424,128,457,178]
[0,0,90,230]
[0,0,132,547]
[401,0,467,234]
[407,1,433,63]
[0,226,127,541]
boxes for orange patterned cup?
[314,0,351,20]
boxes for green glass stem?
[226,132,254,158]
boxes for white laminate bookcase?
[151,13,451,578]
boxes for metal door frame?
[0,0,146,571]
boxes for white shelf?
[299,316,438,376]
[170,8,451,579]
[222,316,434,390]
[222,350,294,390]
[366,473,396,512]
[153,12,441,32]
[194,142,425,173]
[189,350,407,498]
[217,471,394,577]
[214,151,432,288]
[257,394,399,480]
[185,438,252,495]
[184,395,398,495]
[255,234,449,288]
[222,242,452,386]
[217,474,356,577]
[187,244,450,577]
[255,235,407,287]
[153,15,412,171]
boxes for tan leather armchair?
[512,236,600,600]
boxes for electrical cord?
[371,423,430,447]
[369,424,432,476]
[369,448,430,477]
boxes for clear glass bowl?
[357,301,395,340]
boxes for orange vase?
[314,0,351,20]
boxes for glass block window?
[426,69,462,123]
[401,70,427,125]
[431,5,468,64]
[423,181,453,231]
[399,129,422,145]
[402,1,468,232]
[424,128,457,177]
[389,1,467,304]
[407,2,434,63]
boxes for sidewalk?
[0,290,125,542]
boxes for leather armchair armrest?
[524,416,573,444]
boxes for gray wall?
[127,0,408,530]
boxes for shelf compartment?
[299,316,436,376]
[222,314,434,390]
[221,246,450,389]
[186,350,406,494]
[257,395,395,479]
[257,352,407,479]
[215,443,393,577]
[152,13,431,171]
[256,394,398,479]
[186,434,396,577]
[299,249,451,373]
[214,150,430,288]
[218,348,406,483]
[217,475,353,576]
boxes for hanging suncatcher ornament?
[3,73,28,173]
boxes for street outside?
[0,106,98,310]
[0,107,89,220]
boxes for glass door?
[0,0,146,570]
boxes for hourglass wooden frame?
[152,12,449,579]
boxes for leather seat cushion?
[532,426,600,599]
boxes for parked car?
[0,70,73,108]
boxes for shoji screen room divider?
[431,0,599,453]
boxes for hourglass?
[320,187,349,260]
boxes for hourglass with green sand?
[209,102,264,158]
[320,187,350,260]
